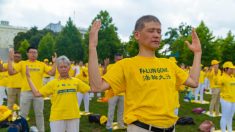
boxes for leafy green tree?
[220,31,235,63]
[124,34,139,57]
[38,33,55,61]
[55,17,83,62]
[84,10,122,63]
[14,27,55,50]
[166,23,192,65]
[14,32,29,50]
[164,27,179,46]
[18,39,30,60]
[196,21,219,66]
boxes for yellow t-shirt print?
[39,77,90,121]
[103,56,188,128]
[14,60,51,91]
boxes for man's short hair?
[27,46,37,53]
[134,15,161,31]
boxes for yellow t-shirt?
[99,66,103,76]
[3,63,22,88]
[39,77,90,121]
[14,60,51,91]
[219,74,235,102]
[102,56,188,128]
[208,69,221,88]
[199,70,205,83]
[75,67,89,84]
[105,64,124,96]
[175,70,189,109]
[43,65,51,78]
[0,71,8,87]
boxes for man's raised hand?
[185,28,202,54]
[8,48,14,61]
[52,52,57,63]
[89,20,101,49]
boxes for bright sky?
[1,0,235,42]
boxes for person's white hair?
[56,55,71,66]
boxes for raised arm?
[47,52,57,76]
[8,48,18,75]
[184,28,202,88]
[88,20,110,92]
[26,66,42,97]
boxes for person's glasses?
[28,51,37,54]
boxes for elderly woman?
[219,61,235,132]
[26,55,90,132]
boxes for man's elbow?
[33,92,42,97]
[90,86,103,92]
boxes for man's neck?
[59,75,70,80]
[28,59,36,62]
[138,49,156,57]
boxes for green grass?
[1,91,235,131]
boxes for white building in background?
[0,21,28,62]
[45,21,88,38]
[45,21,63,33]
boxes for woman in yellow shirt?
[26,56,90,132]
[219,61,235,132]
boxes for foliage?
[84,10,122,63]
[38,33,55,61]
[14,27,55,56]
[220,31,235,64]
[18,39,30,60]
[55,18,83,62]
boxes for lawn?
[1,91,235,132]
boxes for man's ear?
[134,31,140,40]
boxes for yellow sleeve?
[174,63,189,87]
[215,74,222,86]
[104,89,115,99]
[14,61,22,73]
[76,78,90,94]
[39,80,54,97]
[102,61,126,95]
[44,63,52,73]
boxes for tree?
[164,27,179,46]
[14,27,55,50]
[196,21,219,66]
[55,17,83,62]
[124,34,139,57]
[84,10,122,63]
[38,33,55,61]
[220,31,235,63]
[18,39,30,60]
[166,23,192,65]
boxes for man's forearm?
[189,53,201,87]
[88,48,103,91]
[8,60,17,75]
[26,77,42,97]
[47,63,56,76]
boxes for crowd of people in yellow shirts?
[0,15,234,132]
